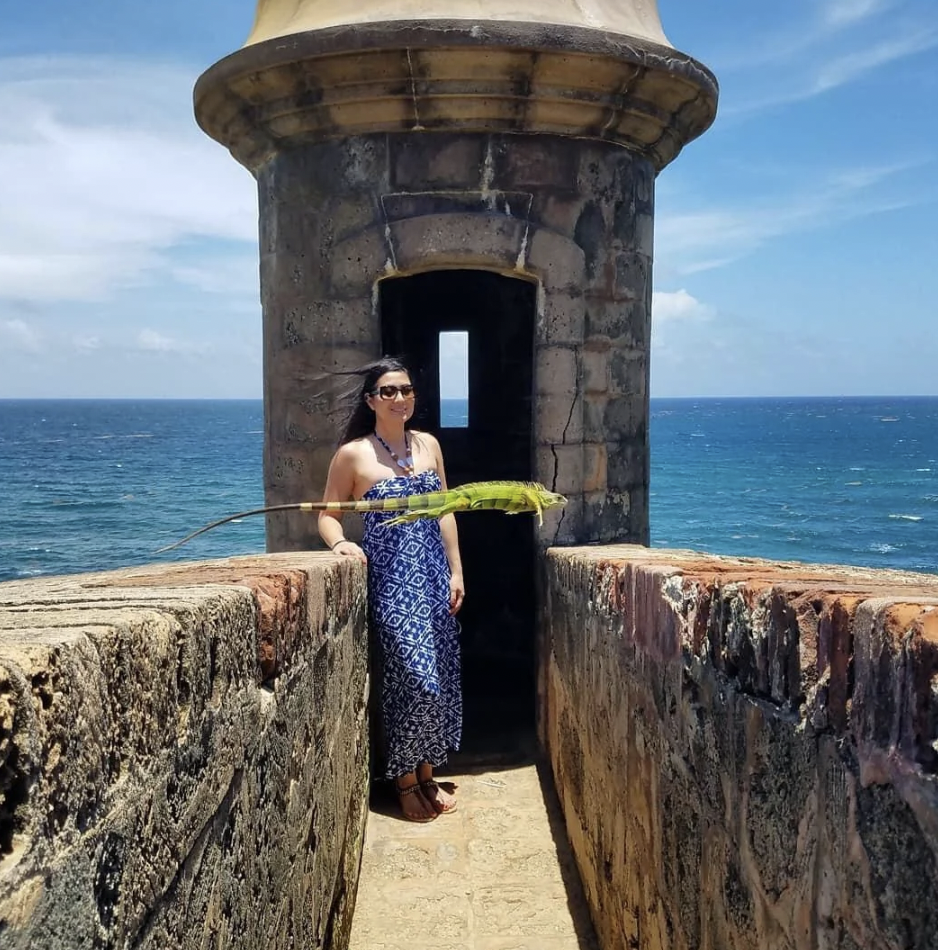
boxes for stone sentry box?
[194,4,716,738]
[194,5,717,551]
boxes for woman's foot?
[395,772,437,823]
[416,762,457,814]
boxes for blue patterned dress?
[362,469,462,779]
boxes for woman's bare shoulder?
[410,429,440,450]
[332,437,372,466]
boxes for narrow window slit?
[439,331,468,428]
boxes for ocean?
[0,396,935,583]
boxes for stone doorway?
[379,269,538,753]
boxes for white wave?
[889,514,923,522]
[845,481,863,486]
[870,543,897,553]
[916,468,932,472]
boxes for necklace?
[374,431,414,475]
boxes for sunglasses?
[369,384,416,400]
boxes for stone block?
[537,291,584,346]
[613,251,650,302]
[613,201,655,257]
[541,493,584,547]
[323,194,382,244]
[492,135,579,189]
[572,200,610,287]
[579,346,609,395]
[576,150,618,202]
[584,297,648,348]
[266,444,336,498]
[606,440,646,491]
[280,297,376,349]
[582,393,608,443]
[603,395,646,442]
[535,345,578,397]
[526,228,586,293]
[260,250,326,306]
[270,137,389,197]
[628,485,649,542]
[535,393,583,445]
[583,444,608,494]
[268,342,378,386]
[582,488,632,542]
[388,213,527,273]
[328,226,393,298]
[535,443,584,497]
[531,191,588,236]
[342,136,390,189]
[390,134,488,189]
[278,401,341,447]
[609,348,647,397]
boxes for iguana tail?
[154,503,318,554]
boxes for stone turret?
[195,3,716,720]
[194,0,717,553]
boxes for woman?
[318,357,464,822]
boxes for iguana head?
[525,484,568,526]
[535,487,568,510]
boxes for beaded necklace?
[374,431,415,475]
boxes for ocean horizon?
[1,395,936,582]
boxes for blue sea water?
[0,396,935,583]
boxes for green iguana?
[155,480,567,553]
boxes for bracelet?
[330,538,347,550]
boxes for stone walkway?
[347,759,599,950]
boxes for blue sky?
[1,0,935,398]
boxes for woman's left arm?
[430,435,465,615]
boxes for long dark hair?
[338,356,415,445]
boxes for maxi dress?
[361,469,462,779]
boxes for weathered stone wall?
[0,553,369,950]
[543,546,938,950]
[259,131,655,550]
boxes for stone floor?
[347,758,599,950]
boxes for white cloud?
[652,290,714,324]
[0,318,43,353]
[135,328,210,355]
[71,334,101,353]
[656,160,934,275]
[714,0,938,115]
[821,0,894,28]
[0,56,257,305]
[813,30,938,92]
[651,290,715,357]
[170,256,261,300]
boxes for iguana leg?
[381,497,470,527]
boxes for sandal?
[396,782,437,823]
[420,779,458,815]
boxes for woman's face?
[366,370,415,427]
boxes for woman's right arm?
[318,445,368,562]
